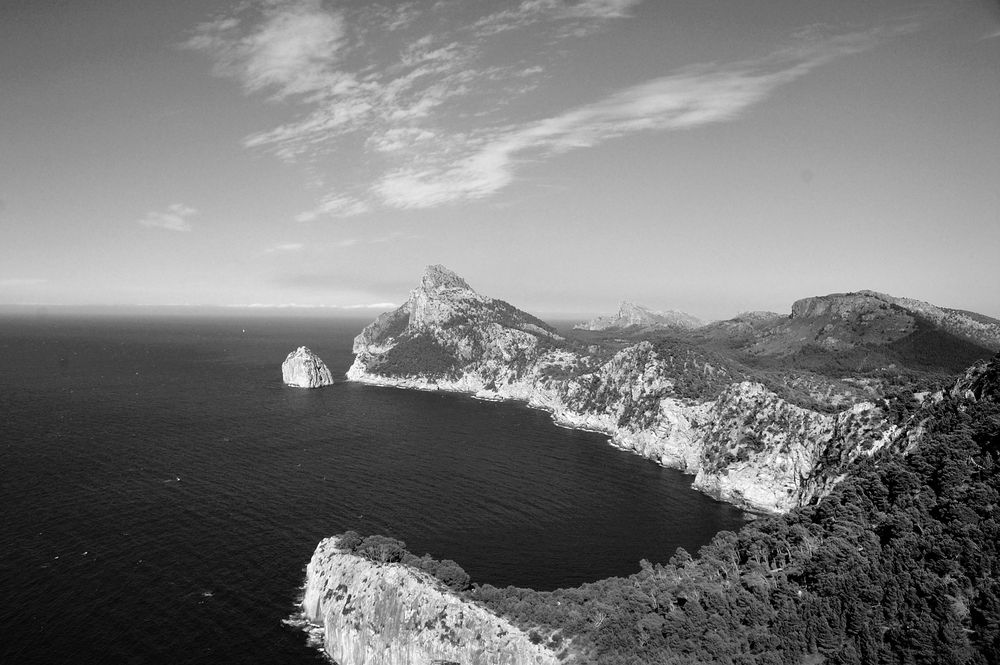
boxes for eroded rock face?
[282,346,334,388]
[301,538,560,665]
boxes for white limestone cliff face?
[283,346,334,388]
[301,537,560,665]
[346,266,913,514]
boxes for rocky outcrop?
[576,301,703,331]
[282,346,334,388]
[345,266,923,514]
[301,537,560,665]
[951,353,1000,402]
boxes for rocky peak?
[618,300,656,325]
[418,264,475,295]
[408,265,482,331]
[618,300,642,313]
[576,301,702,331]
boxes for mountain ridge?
[346,265,996,513]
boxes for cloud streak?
[266,242,305,253]
[294,194,370,222]
[376,29,900,208]
[137,203,198,232]
[187,1,909,213]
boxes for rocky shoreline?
[346,352,900,514]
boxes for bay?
[0,312,744,663]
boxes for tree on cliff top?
[356,535,407,564]
[337,530,363,551]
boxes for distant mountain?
[575,301,703,331]
[790,290,1000,350]
[692,290,999,377]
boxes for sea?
[0,311,745,664]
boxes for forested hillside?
[466,355,1000,664]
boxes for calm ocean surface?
[0,313,744,663]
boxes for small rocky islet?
[281,346,334,388]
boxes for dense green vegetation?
[438,298,558,335]
[373,333,460,378]
[334,531,471,591]
[466,357,1000,664]
[376,308,410,341]
[887,316,996,374]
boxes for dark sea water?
[0,313,745,664]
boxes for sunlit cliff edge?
[301,537,560,665]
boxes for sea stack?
[282,346,334,388]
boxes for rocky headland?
[301,537,560,665]
[346,265,999,514]
[282,346,334,388]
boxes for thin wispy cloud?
[330,232,417,248]
[227,301,398,309]
[377,28,905,208]
[187,1,911,213]
[183,0,348,101]
[137,203,198,232]
[264,233,414,255]
[294,194,370,222]
[472,0,641,36]
[266,242,305,253]
[0,277,47,288]
[340,302,398,309]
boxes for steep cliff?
[301,537,560,665]
[283,346,334,388]
[346,266,940,513]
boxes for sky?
[1,0,998,320]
